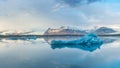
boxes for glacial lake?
[0,36,120,68]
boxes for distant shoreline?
[0,34,120,38]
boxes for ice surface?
[51,33,103,52]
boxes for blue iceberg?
[51,33,103,52]
[7,36,38,41]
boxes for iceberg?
[51,33,103,52]
[7,36,37,40]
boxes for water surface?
[0,36,119,68]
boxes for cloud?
[56,0,102,7]
[0,0,120,31]
[87,0,101,4]
[52,1,120,29]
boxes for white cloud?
[0,0,120,31]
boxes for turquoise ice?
[51,33,103,52]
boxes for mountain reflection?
[101,37,116,44]
[0,36,117,52]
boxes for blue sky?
[0,0,120,31]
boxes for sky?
[0,0,120,32]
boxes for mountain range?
[44,26,117,35]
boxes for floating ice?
[51,33,103,52]
[7,36,37,40]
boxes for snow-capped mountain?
[44,26,87,35]
[93,27,116,34]
[0,26,118,35]
[44,26,118,35]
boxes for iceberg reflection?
[51,33,103,52]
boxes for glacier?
[51,33,103,52]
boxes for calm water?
[0,36,120,68]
